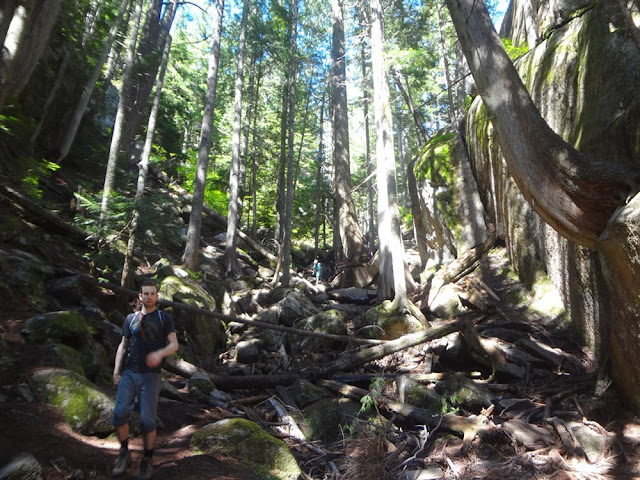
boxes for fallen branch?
[164,356,299,391]
[308,315,485,376]
[319,379,492,442]
[0,185,89,244]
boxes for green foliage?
[414,132,456,184]
[359,377,387,416]
[502,39,529,61]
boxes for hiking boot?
[137,457,153,480]
[111,450,131,477]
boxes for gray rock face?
[459,0,640,408]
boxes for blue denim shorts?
[111,370,162,433]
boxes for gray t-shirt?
[122,309,175,374]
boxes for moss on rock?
[30,368,114,436]
[191,418,301,480]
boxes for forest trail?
[3,237,640,480]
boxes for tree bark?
[445,0,640,250]
[331,0,366,264]
[182,0,224,270]
[370,0,412,308]
[279,0,299,286]
[0,0,63,111]
[224,0,249,277]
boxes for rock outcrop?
[458,0,640,408]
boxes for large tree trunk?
[446,0,640,250]
[331,0,366,264]
[280,0,299,286]
[182,0,224,270]
[446,0,640,411]
[224,0,249,277]
[370,0,412,309]
[0,0,63,111]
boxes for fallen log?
[412,234,498,311]
[307,315,485,376]
[164,356,299,391]
[319,379,492,443]
[0,185,89,244]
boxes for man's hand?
[146,351,164,368]
[113,372,121,386]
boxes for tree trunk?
[447,0,640,410]
[445,0,640,250]
[58,0,131,161]
[98,0,144,230]
[274,83,289,244]
[121,34,172,288]
[314,89,326,256]
[0,0,63,111]
[182,0,224,271]
[118,0,176,163]
[30,47,71,144]
[331,0,366,264]
[358,15,376,259]
[370,0,412,309]
[391,70,427,147]
[280,0,299,286]
[436,3,457,125]
[0,0,19,54]
[224,0,249,277]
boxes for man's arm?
[113,336,130,385]
[145,332,179,368]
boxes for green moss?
[191,418,301,480]
[24,311,93,345]
[54,344,86,377]
[31,369,114,436]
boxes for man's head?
[139,279,158,311]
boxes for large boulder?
[159,275,225,369]
[292,309,349,351]
[360,301,425,340]
[191,418,301,480]
[0,248,53,308]
[30,369,114,436]
[456,0,640,409]
[22,311,110,381]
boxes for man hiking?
[110,279,179,479]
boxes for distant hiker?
[313,258,322,284]
[110,279,179,479]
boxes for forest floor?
[2,196,640,479]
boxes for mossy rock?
[191,418,301,480]
[361,300,425,340]
[22,311,93,347]
[53,344,85,377]
[292,309,348,351]
[0,248,53,307]
[30,368,114,436]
